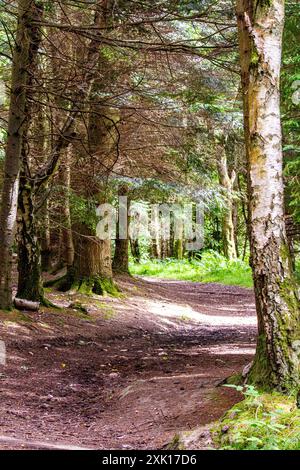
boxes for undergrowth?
[130,250,253,288]
[214,385,300,450]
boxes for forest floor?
[0,275,257,450]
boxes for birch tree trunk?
[237,0,300,391]
[16,2,44,302]
[0,0,33,309]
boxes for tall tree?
[15,3,102,303]
[0,0,34,309]
[217,145,237,260]
[113,185,130,274]
[237,0,300,391]
[16,1,44,302]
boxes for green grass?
[214,385,300,450]
[130,251,253,288]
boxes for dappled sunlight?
[198,344,255,356]
[136,298,257,327]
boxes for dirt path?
[0,276,257,450]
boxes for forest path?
[0,276,257,449]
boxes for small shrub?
[214,385,300,450]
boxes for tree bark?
[113,190,130,274]
[14,297,40,311]
[130,238,141,263]
[217,149,237,260]
[59,146,74,268]
[113,236,129,274]
[17,177,44,301]
[237,0,300,392]
[62,2,117,295]
[174,239,183,260]
[16,3,103,299]
[65,223,114,295]
[40,187,52,272]
[0,0,34,309]
[16,1,45,302]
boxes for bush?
[214,385,300,450]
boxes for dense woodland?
[0,0,299,452]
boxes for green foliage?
[296,257,300,282]
[69,192,98,231]
[282,1,300,223]
[284,156,300,223]
[130,250,253,288]
[214,385,300,450]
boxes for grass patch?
[95,301,116,320]
[214,385,300,450]
[130,251,253,288]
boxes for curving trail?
[0,277,257,449]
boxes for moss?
[77,279,94,295]
[256,0,273,14]
[223,372,244,386]
[250,49,260,68]
[38,294,61,309]
[57,308,94,322]
[213,391,300,450]
[45,267,120,298]
[165,433,186,450]
[101,306,116,320]
[247,334,273,391]
[247,244,300,393]
[69,302,88,314]
[93,276,120,297]
[280,276,300,319]
[0,309,34,323]
[62,275,120,298]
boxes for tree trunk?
[17,178,44,301]
[150,237,160,259]
[64,224,115,295]
[174,239,183,260]
[217,150,237,260]
[150,207,161,259]
[113,236,129,274]
[16,1,45,303]
[64,32,118,293]
[160,238,169,260]
[40,188,52,272]
[130,238,141,263]
[174,211,184,260]
[59,146,74,268]
[17,4,103,296]
[0,0,33,309]
[237,0,300,392]
[113,187,130,274]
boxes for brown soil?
[0,276,257,450]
